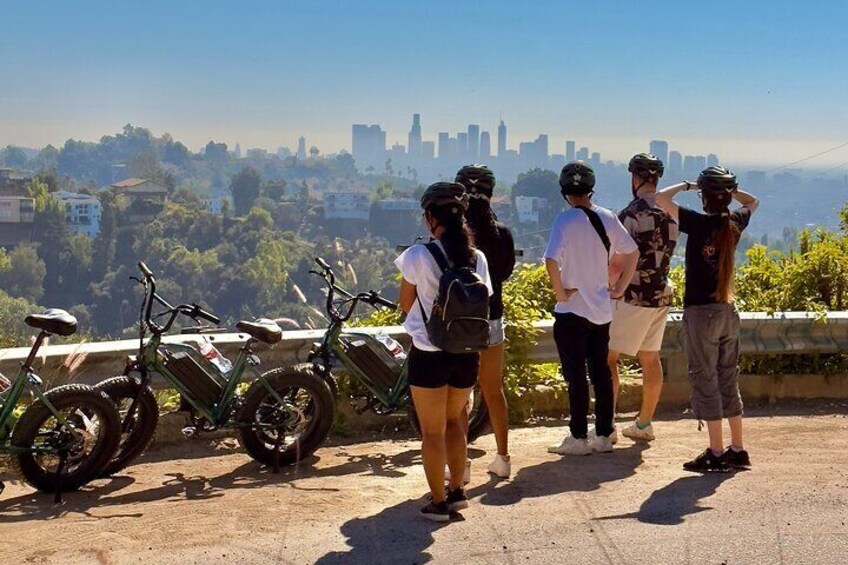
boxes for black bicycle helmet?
[697,166,737,194]
[628,153,664,182]
[420,181,469,212]
[455,164,496,199]
[559,161,596,196]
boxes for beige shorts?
[608,300,670,356]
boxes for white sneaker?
[589,426,618,445]
[445,459,471,485]
[486,454,511,478]
[622,421,656,442]
[588,435,614,453]
[548,435,592,456]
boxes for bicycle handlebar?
[311,257,395,321]
[135,262,220,334]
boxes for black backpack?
[418,242,490,353]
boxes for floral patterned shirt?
[618,195,679,308]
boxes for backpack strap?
[575,205,611,256]
[415,242,450,324]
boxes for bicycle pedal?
[181,426,197,438]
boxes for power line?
[805,160,848,181]
[766,141,848,173]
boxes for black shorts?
[407,346,479,389]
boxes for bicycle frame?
[0,333,75,454]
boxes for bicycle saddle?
[236,318,283,345]
[25,308,78,336]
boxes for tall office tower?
[438,132,450,158]
[297,136,307,160]
[479,131,491,160]
[576,146,589,161]
[234,142,242,159]
[497,120,507,157]
[467,124,480,161]
[669,151,682,174]
[351,125,387,168]
[408,114,422,157]
[649,140,669,165]
[457,132,469,160]
[707,153,719,167]
[683,155,696,173]
[566,140,576,162]
[537,134,549,160]
[422,141,435,160]
[694,155,707,171]
[590,152,601,166]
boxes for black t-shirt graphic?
[678,206,751,307]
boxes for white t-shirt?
[543,204,638,325]
[395,242,493,352]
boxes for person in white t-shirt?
[544,161,639,456]
[395,182,493,522]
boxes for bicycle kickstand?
[53,448,69,505]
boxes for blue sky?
[2,0,847,167]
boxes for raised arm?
[654,181,693,220]
[733,188,759,214]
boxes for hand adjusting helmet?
[455,164,496,201]
[559,161,596,196]
[420,181,469,213]
[697,166,737,213]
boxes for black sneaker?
[446,486,469,511]
[420,499,450,522]
[721,447,751,469]
[683,448,731,473]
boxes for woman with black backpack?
[455,165,516,479]
[395,181,493,522]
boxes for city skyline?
[2,1,848,169]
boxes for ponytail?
[428,204,475,268]
[466,198,500,249]
[712,215,740,303]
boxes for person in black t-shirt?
[456,164,516,479]
[656,166,759,473]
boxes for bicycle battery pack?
[163,351,224,408]
[340,334,401,396]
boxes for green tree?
[29,179,71,302]
[0,244,46,302]
[230,166,262,216]
[1,145,28,168]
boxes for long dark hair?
[427,203,475,268]
[703,192,739,303]
[466,198,500,251]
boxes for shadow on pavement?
[468,443,649,506]
[316,498,451,565]
[597,472,734,525]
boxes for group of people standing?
[394,156,759,522]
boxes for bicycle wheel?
[407,382,489,443]
[94,376,159,476]
[10,384,121,493]
[237,364,334,466]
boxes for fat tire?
[238,364,334,467]
[94,376,159,476]
[10,384,121,493]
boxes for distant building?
[111,178,168,203]
[0,168,31,197]
[576,147,589,161]
[351,125,386,170]
[746,170,766,191]
[515,195,549,225]
[649,140,669,166]
[234,143,242,159]
[467,124,480,161]
[590,152,601,167]
[323,191,371,220]
[707,153,719,168]
[371,198,420,241]
[0,196,34,246]
[203,197,226,215]
[53,191,101,238]
[497,120,507,157]
[422,141,436,160]
[519,135,549,167]
[565,141,576,162]
[276,146,292,158]
[457,132,469,160]
[407,114,422,158]
[479,131,491,160]
[669,151,683,174]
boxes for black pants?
[553,313,614,439]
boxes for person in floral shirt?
[606,153,679,443]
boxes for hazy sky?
[2,0,847,168]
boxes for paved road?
[2,405,848,564]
